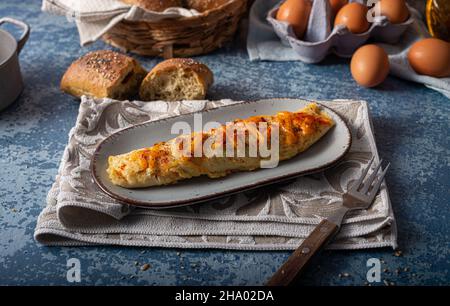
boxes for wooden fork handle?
[266,219,339,286]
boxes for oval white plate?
[91,98,351,208]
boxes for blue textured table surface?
[0,1,449,286]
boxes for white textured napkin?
[34,97,397,250]
[247,0,450,98]
[41,0,201,45]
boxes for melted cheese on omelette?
[107,103,334,188]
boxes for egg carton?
[267,0,414,63]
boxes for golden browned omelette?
[107,103,335,188]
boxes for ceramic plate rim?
[91,98,352,208]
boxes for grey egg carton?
[267,0,414,63]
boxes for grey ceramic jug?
[0,17,30,111]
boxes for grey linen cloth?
[41,0,201,45]
[34,97,397,250]
[247,0,450,98]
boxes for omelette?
[107,103,335,188]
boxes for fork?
[266,157,390,286]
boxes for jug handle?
[0,17,30,54]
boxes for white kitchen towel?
[41,0,201,45]
[247,0,450,98]
[34,97,397,250]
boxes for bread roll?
[139,58,213,101]
[185,0,230,12]
[60,50,147,99]
[121,0,182,12]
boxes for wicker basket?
[102,0,248,58]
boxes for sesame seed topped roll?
[60,50,147,100]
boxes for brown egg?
[329,0,348,16]
[375,0,409,24]
[351,45,390,87]
[276,0,312,39]
[407,38,450,78]
[334,2,370,34]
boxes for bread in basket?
[103,0,249,58]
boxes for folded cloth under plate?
[34,97,397,250]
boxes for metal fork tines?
[346,156,390,207]
[266,156,391,286]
